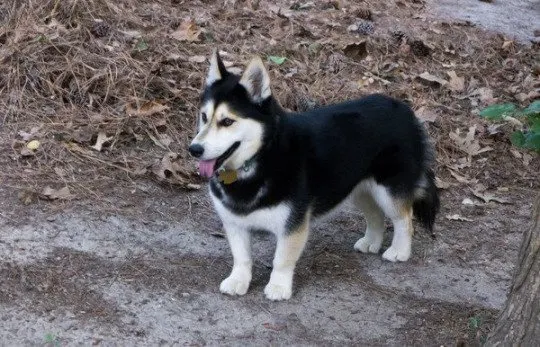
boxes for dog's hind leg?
[220,225,252,296]
[370,185,414,262]
[353,193,385,254]
[264,214,310,301]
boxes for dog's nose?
[189,144,204,158]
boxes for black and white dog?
[189,50,439,300]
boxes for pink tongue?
[198,159,217,178]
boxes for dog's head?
[189,50,275,178]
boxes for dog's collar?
[217,157,256,184]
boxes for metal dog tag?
[218,170,238,184]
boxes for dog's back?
[278,94,435,221]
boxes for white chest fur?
[210,190,292,236]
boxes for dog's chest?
[210,189,291,235]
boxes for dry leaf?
[26,140,40,150]
[18,126,41,141]
[502,40,514,50]
[54,167,66,177]
[262,322,287,331]
[188,55,206,63]
[170,18,203,42]
[126,100,170,117]
[510,148,522,159]
[18,190,38,205]
[146,130,173,149]
[119,30,142,39]
[449,126,493,157]
[20,147,35,157]
[447,70,465,92]
[449,169,477,184]
[471,188,510,204]
[445,214,474,222]
[91,131,113,152]
[462,198,475,205]
[450,157,472,170]
[152,152,200,189]
[523,153,533,166]
[416,106,438,123]
[468,87,496,105]
[416,72,448,87]
[343,41,368,61]
[40,186,73,200]
[435,176,451,189]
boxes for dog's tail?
[412,168,440,232]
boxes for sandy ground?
[428,0,540,43]
[0,0,538,345]
[0,183,532,345]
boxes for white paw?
[354,235,383,253]
[264,282,292,301]
[382,245,411,262]
[220,275,250,296]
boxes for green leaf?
[468,317,480,330]
[135,38,149,52]
[510,131,526,147]
[35,34,47,43]
[479,103,517,120]
[524,132,540,151]
[268,56,287,65]
[523,100,540,116]
[530,118,540,133]
[44,333,56,343]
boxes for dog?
[188,50,440,301]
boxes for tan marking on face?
[213,103,242,125]
[192,101,264,167]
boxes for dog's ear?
[206,49,228,86]
[239,56,271,104]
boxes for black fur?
[204,70,439,233]
[413,169,440,232]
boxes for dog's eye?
[201,112,208,123]
[219,118,235,127]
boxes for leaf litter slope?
[0,0,538,344]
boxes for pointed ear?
[239,57,271,103]
[206,49,228,86]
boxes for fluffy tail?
[413,169,440,232]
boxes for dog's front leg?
[264,216,310,301]
[220,225,252,296]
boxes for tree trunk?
[487,194,540,346]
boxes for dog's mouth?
[198,141,241,178]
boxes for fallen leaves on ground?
[435,177,451,189]
[447,70,465,92]
[169,18,203,42]
[262,322,287,331]
[470,185,511,204]
[151,152,200,189]
[449,169,478,184]
[18,190,38,205]
[445,214,474,222]
[40,186,73,201]
[449,126,492,157]
[91,132,113,152]
[416,106,438,123]
[188,55,206,63]
[126,100,170,117]
[416,72,447,87]
[343,41,367,60]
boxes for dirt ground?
[0,0,539,345]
